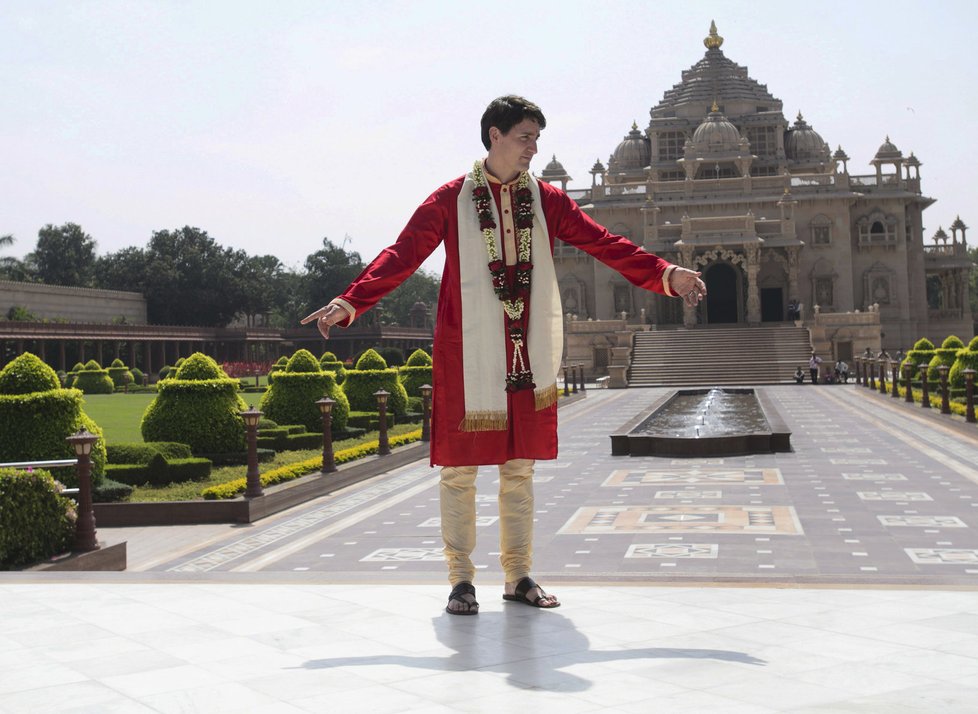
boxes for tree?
[0,234,33,282]
[138,227,245,326]
[232,252,291,327]
[303,238,365,313]
[28,223,97,286]
[377,269,440,326]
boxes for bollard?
[890,362,900,398]
[562,365,570,397]
[855,357,863,386]
[239,406,264,497]
[904,363,914,403]
[579,364,586,392]
[66,428,100,552]
[964,369,976,424]
[921,367,931,408]
[938,365,951,415]
[375,389,391,456]
[571,365,579,394]
[316,397,337,473]
[420,384,433,443]
[878,359,887,394]
[868,360,876,390]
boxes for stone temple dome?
[691,104,743,152]
[609,122,651,172]
[541,154,570,180]
[874,136,903,161]
[784,113,829,161]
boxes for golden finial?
[704,20,723,50]
[711,100,719,113]
[631,120,638,130]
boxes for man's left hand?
[670,267,707,307]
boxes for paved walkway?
[3,384,978,712]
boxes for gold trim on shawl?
[459,410,508,432]
[534,383,558,410]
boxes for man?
[809,352,823,384]
[302,96,706,615]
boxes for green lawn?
[81,393,157,443]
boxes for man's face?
[487,118,540,181]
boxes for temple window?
[656,131,686,161]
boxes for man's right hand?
[300,303,350,340]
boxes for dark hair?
[480,95,546,150]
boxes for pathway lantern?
[854,357,862,386]
[938,365,951,415]
[374,389,391,456]
[904,363,914,404]
[890,362,900,398]
[964,369,976,423]
[921,366,931,408]
[868,360,876,390]
[562,365,570,396]
[316,397,337,473]
[579,364,586,392]
[239,406,264,497]
[66,428,100,552]
[420,384,433,443]
[877,358,887,394]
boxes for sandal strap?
[514,576,539,599]
[449,582,476,600]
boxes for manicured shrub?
[130,367,146,386]
[107,358,134,389]
[343,367,409,416]
[259,349,350,433]
[320,351,346,384]
[927,335,965,382]
[106,442,193,464]
[378,347,405,367]
[901,337,936,381]
[73,366,115,395]
[405,349,432,367]
[0,468,75,569]
[355,348,388,370]
[158,365,174,381]
[84,359,101,370]
[949,339,978,390]
[0,353,106,488]
[399,365,433,398]
[94,477,133,503]
[141,352,248,455]
[104,453,212,486]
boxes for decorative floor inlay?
[841,473,908,481]
[830,459,888,465]
[418,516,498,527]
[905,548,978,564]
[654,490,723,499]
[603,468,783,487]
[878,515,968,528]
[858,492,933,502]
[559,505,803,535]
[821,447,872,454]
[360,547,445,562]
[625,543,719,559]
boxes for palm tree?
[0,234,14,249]
[0,234,29,281]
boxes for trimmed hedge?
[0,353,106,488]
[202,428,423,500]
[355,348,388,370]
[347,410,398,431]
[927,335,966,382]
[405,349,432,367]
[106,442,193,464]
[342,368,409,417]
[949,338,978,390]
[73,368,115,395]
[94,477,134,503]
[141,353,248,455]
[105,454,212,486]
[398,365,433,398]
[900,337,935,381]
[0,467,75,569]
[107,358,134,389]
[378,347,405,367]
[319,351,346,384]
[259,350,350,433]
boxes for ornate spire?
[704,20,723,50]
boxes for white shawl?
[455,164,562,431]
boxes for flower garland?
[471,160,535,391]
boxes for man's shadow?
[302,605,765,692]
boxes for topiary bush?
[927,335,965,383]
[73,365,115,395]
[0,353,106,488]
[259,349,349,433]
[355,348,388,370]
[342,367,409,417]
[0,468,76,569]
[320,351,346,384]
[901,337,935,382]
[949,337,978,390]
[83,359,101,371]
[141,352,248,455]
[107,358,134,389]
[130,367,146,386]
[105,453,212,486]
[65,362,85,388]
[378,347,405,367]
[399,349,433,398]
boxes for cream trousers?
[439,459,534,586]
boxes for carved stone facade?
[547,22,972,352]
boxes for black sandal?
[503,576,560,608]
[446,581,479,616]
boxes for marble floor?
[4,384,978,712]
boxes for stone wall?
[0,281,147,324]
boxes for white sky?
[2,0,975,277]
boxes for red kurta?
[333,173,673,466]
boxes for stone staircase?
[627,325,812,386]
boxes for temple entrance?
[761,287,783,322]
[705,262,739,323]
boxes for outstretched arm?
[300,303,352,340]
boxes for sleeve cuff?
[662,265,678,297]
[328,298,356,326]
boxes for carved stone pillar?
[680,245,697,328]
[786,246,800,301]
[745,244,761,325]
